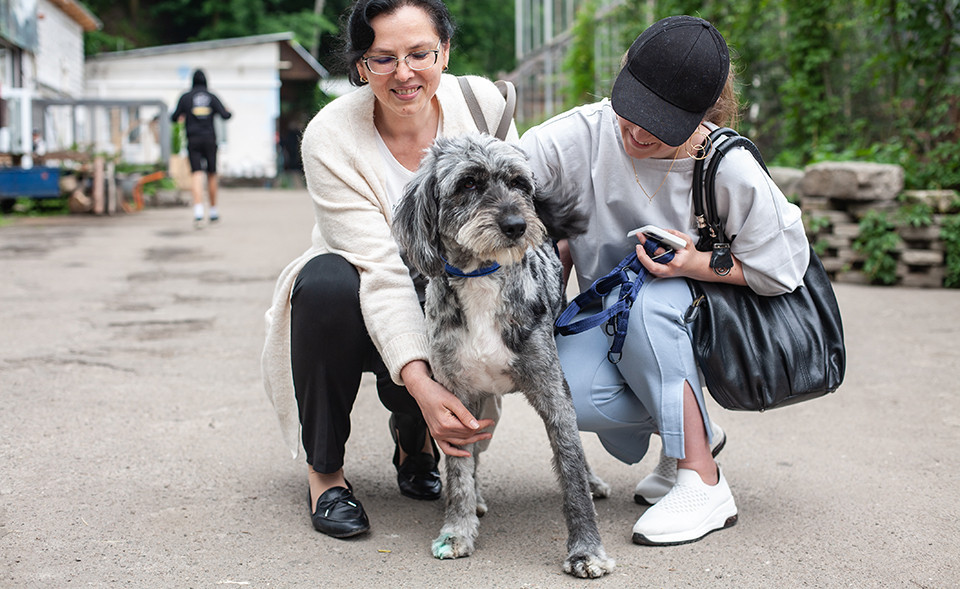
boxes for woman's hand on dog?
[401,360,495,457]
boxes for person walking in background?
[171,69,232,227]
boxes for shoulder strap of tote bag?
[692,127,771,272]
[458,76,516,141]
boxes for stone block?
[821,233,855,248]
[900,249,943,266]
[846,200,900,219]
[821,210,855,225]
[799,195,832,211]
[801,161,904,201]
[769,166,804,199]
[831,222,862,239]
[898,265,945,288]
[898,224,941,242]
[900,189,960,213]
[833,246,863,263]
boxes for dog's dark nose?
[498,215,527,239]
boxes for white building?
[84,32,328,180]
[511,0,630,126]
[0,0,100,165]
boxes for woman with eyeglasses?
[262,0,515,538]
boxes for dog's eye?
[509,177,531,193]
[461,177,478,191]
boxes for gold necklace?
[631,145,682,203]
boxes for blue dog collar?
[440,255,501,278]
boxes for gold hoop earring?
[685,128,712,161]
[360,75,367,83]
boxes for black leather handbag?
[686,128,846,411]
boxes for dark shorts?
[187,140,218,174]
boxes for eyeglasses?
[362,40,442,75]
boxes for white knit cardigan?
[262,74,519,457]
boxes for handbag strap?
[458,77,516,141]
[555,239,673,363]
[693,127,771,273]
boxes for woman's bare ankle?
[308,466,347,511]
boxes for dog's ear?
[392,155,445,277]
[533,164,589,240]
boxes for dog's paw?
[475,492,488,517]
[432,533,475,560]
[588,476,612,499]
[562,549,616,578]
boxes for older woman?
[262,0,514,538]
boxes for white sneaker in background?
[634,421,726,505]
[631,466,738,546]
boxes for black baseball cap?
[611,16,729,147]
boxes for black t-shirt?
[171,87,231,143]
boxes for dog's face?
[394,134,547,276]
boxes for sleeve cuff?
[380,333,431,386]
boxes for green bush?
[941,215,960,288]
[853,211,900,285]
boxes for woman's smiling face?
[617,115,683,160]
[358,5,449,121]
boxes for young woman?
[262,0,514,538]
[520,16,809,545]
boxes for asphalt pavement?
[1,188,958,588]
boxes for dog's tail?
[534,166,589,241]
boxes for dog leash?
[555,239,673,363]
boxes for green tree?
[82,0,339,58]
[562,0,599,110]
[445,0,516,77]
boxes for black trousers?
[290,253,428,474]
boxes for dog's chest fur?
[440,277,518,395]
[426,250,559,398]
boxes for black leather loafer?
[390,414,442,501]
[308,486,370,538]
[396,451,442,501]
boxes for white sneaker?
[632,466,737,546]
[634,422,726,505]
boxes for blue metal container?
[0,167,62,198]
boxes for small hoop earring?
[443,65,448,72]
[360,75,367,83]
[685,128,712,161]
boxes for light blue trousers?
[557,276,715,464]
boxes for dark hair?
[342,0,455,86]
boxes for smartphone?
[626,225,687,252]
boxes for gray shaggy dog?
[392,134,615,578]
